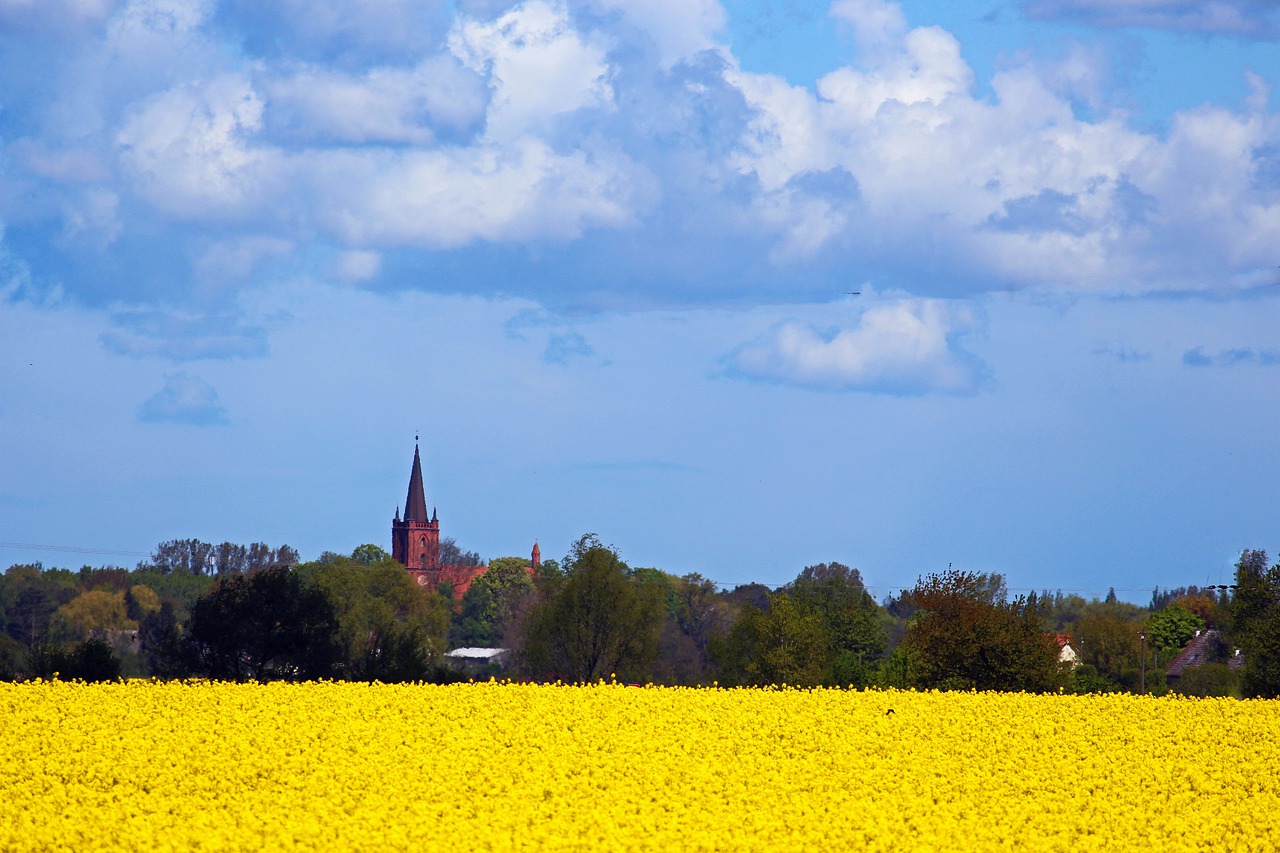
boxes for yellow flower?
[2,681,1278,851]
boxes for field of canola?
[2,681,1278,851]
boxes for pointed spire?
[431,506,437,523]
[395,506,400,522]
[404,443,428,523]
[532,540,541,570]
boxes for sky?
[2,0,1278,603]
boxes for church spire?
[404,442,428,523]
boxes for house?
[1054,634,1079,667]
[1165,629,1242,685]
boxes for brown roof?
[1166,629,1241,678]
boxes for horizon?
[2,0,1277,606]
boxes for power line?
[0,541,149,558]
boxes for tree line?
[3,538,1279,698]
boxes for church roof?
[404,444,429,523]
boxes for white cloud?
[450,0,614,142]
[723,3,1280,294]
[263,55,487,145]
[116,74,277,217]
[3,0,1279,311]
[830,0,909,57]
[312,137,640,247]
[729,299,987,394]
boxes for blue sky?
[2,0,1278,602]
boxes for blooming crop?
[2,681,1277,851]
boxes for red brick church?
[392,442,539,598]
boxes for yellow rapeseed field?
[2,681,1277,851]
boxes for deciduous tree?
[520,535,664,682]
[1232,549,1280,698]
[904,570,1060,692]
[184,567,340,681]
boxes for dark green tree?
[183,567,340,681]
[138,602,190,677]
[1232,549,1280,698]
[25,637,121,682]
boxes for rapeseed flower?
[1,681,1276,851]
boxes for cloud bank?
[0,0,1275,323]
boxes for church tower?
[392,442,440,570]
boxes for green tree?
[669,573,729,674]
[904,570,1060,692]
[138,602,188,678]
[1,563,77,647]
[184,567,340,681]
[520,535,664,682]
[452,560,535,648]
[296,557,450,681]
[714,593,828,687]
[350,544,392,565]
[1072,611,1141,684]
[786,562,886,685]
[1231,549,1280,698]
[1147,604,1204,654]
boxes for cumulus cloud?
[1,0,1279,314]
[728,299,988,394]
[138,371,229,425]
[115,74,275,217]
[1022,0,1280,37]
[450,0,614,143]
[312,137,639,248]
[725,8,1280,295]
[262,55,487,145]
